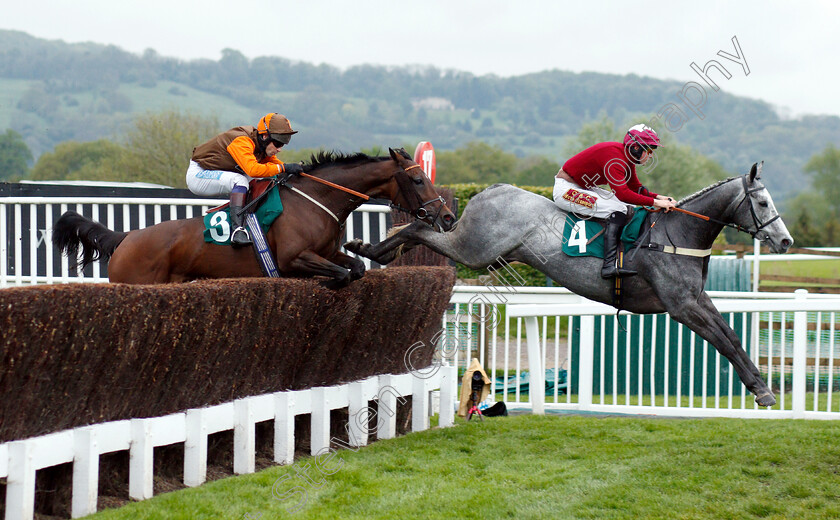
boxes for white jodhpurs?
[185,160,251,197]
[552,177,630,219]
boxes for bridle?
[273,162,446,227]
[658,175,781,239]
[728,175,781,240]
[389,164,447,225]
[632,174,782,260]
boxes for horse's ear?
[749,161,763,182]
[388,148,399,161]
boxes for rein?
[298,171,369,201]
[631,175,781,259]
[650,176,781,239]
[242,175,341,223]
[279,162,445,226]
[658,207,756,237]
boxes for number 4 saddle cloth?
[560,208,649,259]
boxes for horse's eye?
[412,177,424,185]
[758,201,768,208]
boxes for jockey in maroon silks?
[553,124,677,279]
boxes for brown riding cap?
[257,113,298,137]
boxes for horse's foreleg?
[669,293,775,407]
[344,240,417,265]
[343,221,427,265]
[288,250,352,288]
[345,220,494,269]
[330,251,366,281]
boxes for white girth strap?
[659,245,713,257]
[289,186,339,223]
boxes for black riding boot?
[229,191,252,247]
[601,211,637,279]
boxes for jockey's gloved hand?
[283,162,304,175]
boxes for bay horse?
[53,148,455,286]
[345,162,793,407]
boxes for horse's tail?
[385,223,412,259]
[386,223,410,239]
[52,211,128,270]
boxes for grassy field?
[501,391,840,413]
[84,414,840,520]
[758,258,840,290]
[759,259,840,279]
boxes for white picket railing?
[505,289,840,419]
[0,367,457,520]
[0,197,391,286]
[443,286,840,419]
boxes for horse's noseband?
[414,195,446,219]
[392,164,447,225]
[734,175,781,239]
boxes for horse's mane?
[677,176,741,205]
[305,151,389,172]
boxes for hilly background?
[2,29,839,205]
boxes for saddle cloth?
[561,208,649,258]
[203,183,284,245]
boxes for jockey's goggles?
[270,133,292,146]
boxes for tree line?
[3,28,840,202]
[1,107,837,245]
[0,110,721,193]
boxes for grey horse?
[345,162,793,407]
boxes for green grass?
[118,81,254,124]
[760,259,840,280]
[0,77,258,140]
[449,304,570,340]
[495,304,569,339]
[759,259,840,289]
[0,79,33,129]
[83,414,840,520]
[502,391,840,412]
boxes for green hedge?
[443,183,553,218]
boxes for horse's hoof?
[343,239,363,254]
[322,273,352,290]
[322,279,346,290]
[755,391,776,407]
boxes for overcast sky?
[3,0,839,119]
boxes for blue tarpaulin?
[494,369,567,395]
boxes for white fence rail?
[444,286,840,420]
[0,197,391,286]
[505,290,840,419]
[0,367,457,520]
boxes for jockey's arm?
[652,197,677,211]
[226,136,289,178]
[603,161,655,206]
[621,169,674,208]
